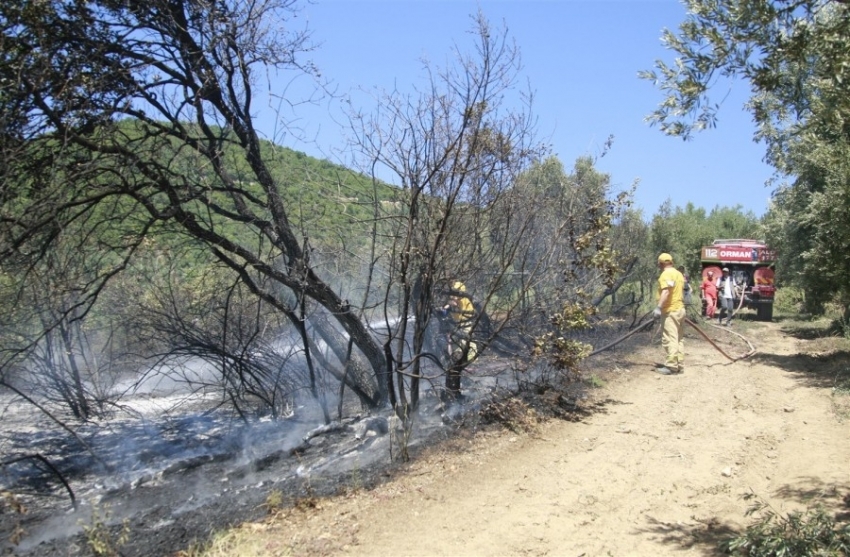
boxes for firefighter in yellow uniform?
[441,281,478,400]
[653,253,686,375]
[444,281,477,361]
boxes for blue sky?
[257,0,778,218]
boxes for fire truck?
[700,239,777,321]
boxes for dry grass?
[177,523,293,557]
[478,396,541,434]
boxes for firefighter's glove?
[652,306,662,320]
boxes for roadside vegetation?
[718,292,850,557]
[723,491,850,557]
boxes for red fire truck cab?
[700,239,777,321]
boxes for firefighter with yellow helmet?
[442,281,477,361]
[654,253,686,375]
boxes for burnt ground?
[0,342,604,557]
[1,389,455,556]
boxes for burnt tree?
[0,0,385,408]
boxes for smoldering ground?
[1,312,634,557]
[0,353,523,556]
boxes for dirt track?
[250,319,850,556]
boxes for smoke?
[1,305,531,556]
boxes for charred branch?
[1,453,77,510]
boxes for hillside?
[259,143,399,244]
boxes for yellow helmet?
[657,253,673,264]
[452,281,466,292]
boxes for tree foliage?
[515,157,634,377]
[641,0,850,313]
[650,200,761,275]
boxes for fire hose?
[588,318,655,357]
[734,287,746,316]
[588,310,756,362]
[684,317,755,361]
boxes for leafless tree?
[0,0,387,411]
[0,2,636,433]
[0,216,142,421]
[344,14,632,415]
[118,245,312,421]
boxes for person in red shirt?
[700,270,718,319]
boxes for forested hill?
[107,118,399,251]
[162,130,395,255]
[256,142,398,241]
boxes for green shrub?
[773,286,806,317]
[80,505,130,557]
[722,493,850,556]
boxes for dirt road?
[243,319,850,556]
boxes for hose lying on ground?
[587,313,756,362]
[688,318,756,361]
[587,318,655,358]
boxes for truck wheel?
[757,304,773,321]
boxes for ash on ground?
[1,352,596,557]
[0,304,659,557]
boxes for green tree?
[644,200,760,309]
[641,0,850,314]
[509,156,633,377]
[653,202,760,276]
[606,206,650,314]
